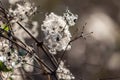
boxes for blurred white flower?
[41,10,78,54]
[8,1,38,42]
[23,56,34,72]
[0,39,8,62]
[13,21,38,42]
[0,39,9,53]
[0,56,6,62]
[57,61,75,80]
[9,1,37,24]
[0,39,31,69]
[0,39,18,68]
[63,9,78,26]
[8,0,21,4]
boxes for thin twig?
[56,25,92,71]
[17,22,41,44]
[25,62,42,70]
[17,21,58,69]
[0,33,53,73]
[41,44,58,68]
[36,45,51,80]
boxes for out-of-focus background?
[2,0,120,80]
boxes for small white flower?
[0,39,27,69]
[11,62,16,67]
[8,0,21,4]
[0,56,6,62]
[41,10,78,54]
[63,9,78,26]
[8,1,38,42]
[9,1,37,23]
[56,61,75,80]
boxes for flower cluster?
[63,9,78,26]
[56,61,75,80]
[0,1,38,79]
[41,10,78,54]
[0,38,34,79]
[0,38,30,68]
[9,2,37,23]
[9,0,21,5]
[0,1,78,80]
[8,1,38,42]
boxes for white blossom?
[8,1,38,42]
[41,10,78,54]
[8,0,21,4]
[13,21,39,42]
[9,1,37,23]
[0,56,6,62]
[57,61,75,80]
[0,1,78,79]
[0,39,9,53]
[63,9,78,26]
[0,39,9,62]
[0,39,31,69]
[0,40,34,79]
